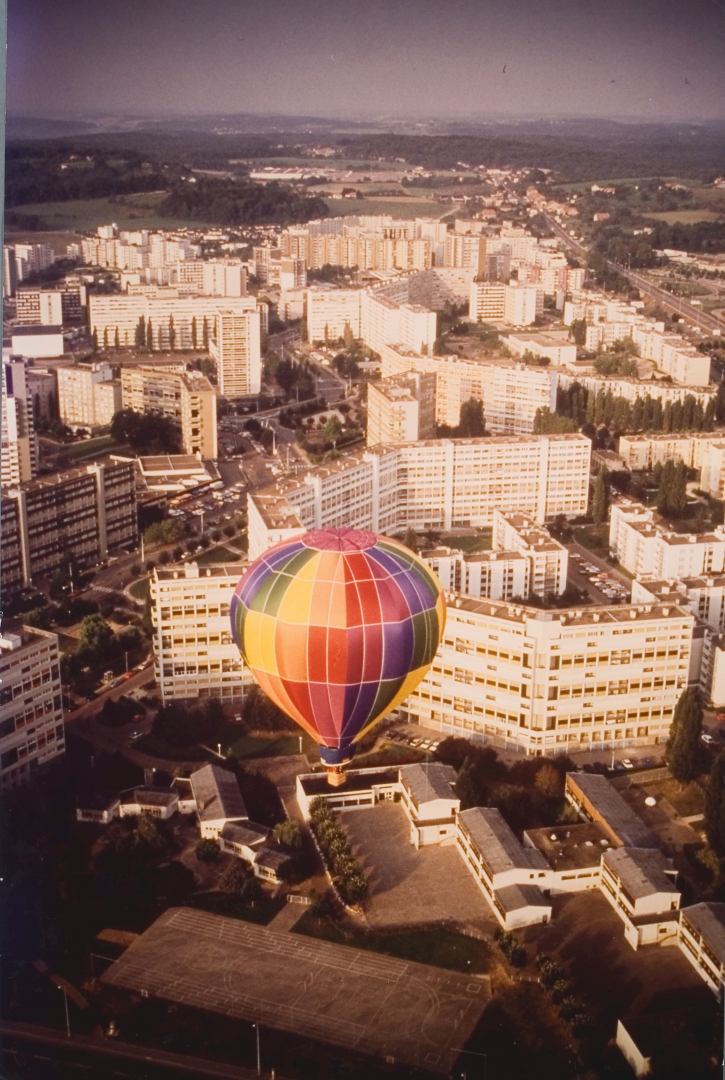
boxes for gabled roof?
[458,807,548,876]
[220,821,270,848]
[399,763,458,807]
[190,764,247,823]
[603,847,678,900]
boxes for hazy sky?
[7,0,725,122]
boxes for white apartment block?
[618,433,724,472]
[492,509,569,597]
[633,575,725,634]
[12,242,55,282]
[80,227,199,271]
[610,500,725,579]
[247,434,591,560]
[120,364,218,459]
[177,259,247,297]
[209,308,262,398]
[359,290,437,355]
[366,371,436,447]
[57,363,122,430]
[700,443,725,500]
[556,370,715,410]
[503,282,543,327]
[402,594,693,756]
[421,546,530,602]
[469,281,506,321]
[677,903,725,997]
[444,232,487,273]
[149,563,249,704]
[0,624,64,791]
[1,356,38,486]
[379,343,557,433]
[507,331,577,367]
[306,287,362,342]
[631,326,711,387]
[88,290,260,352]
[279,216,437,271]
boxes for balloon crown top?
[301,528,379,553]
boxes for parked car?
[715,712,725,722]
[701,733,715,744]
[621,758,634,769]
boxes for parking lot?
[567,545,631,603]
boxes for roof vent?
[662,606,670,616]
[630,609,637,619]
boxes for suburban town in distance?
[2,2,725,1079]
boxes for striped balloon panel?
[230,530,445,753]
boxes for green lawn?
[644,209,724,224]
[324,197,448,219]
[7,192,215,234]
[194,545,242,565]
[128,577,150,602]
[293,911,493,975]
[59,435,119,462]
[573,525,610,556]
[229,731,319,760]
[184,894,285,925]
[440,531,492,552]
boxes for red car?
[715,713,725,723]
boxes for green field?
[293,911,493,975]
[644,209,724,224]
[194,545,242,565]
[229,731,318,760]
[6,191,214,234]
[128,577,150,602]
[324,197,448,219]
[440,531,492,552]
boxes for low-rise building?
[565,773,658,848]
[678,902,725,996]
[506,331,577,367]
[456,806,552,928]
[398,763,459,847]
[522,822,608,893]
[0,624,64,791]
[118,787,179,819]
[599,846,680,947]
[10,325,65,359]
[610,499,725,580]
[190,763,249,839]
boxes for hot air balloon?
[230,527,445,784]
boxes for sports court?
[102,907,490,1073]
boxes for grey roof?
[495,883,550,914]
[458,807,549,876]
[122,787,178,809]
[603,847,678,900]
[12,324,63,336]
[566,772,658,848]
[681,903,725,966]
[255,847,293,870]
[190,764,247,823]
[398,763,458,807]
[220,821,270,848]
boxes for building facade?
[0,625,64,791]
[120,364,218,458]
[57,363,122,430]
[1,355,38,486]
[366,371,436,447]
[210,308,262,398]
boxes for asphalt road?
[612,264,725,335]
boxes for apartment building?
[247,434,591,559]
[444,232,487,274]
[57,363,122,430]
[631,326,711,387]
[617,433,723,472]
[149,562,248,703]
[120,364,218,458]
[700,442,725,500]
[359,290,437,355]
[492,509,568,596]
[609,500,725,579]
[379,343,558,434]
[306,287,362,342]
[421,546,530,602]
[15,286,84,326]
[503,282,543,327]
[80,227,198,271]
[176,259,247,297]
[633,575,725,634]
[507,331,577,367]
[1,355,38,486]
[26,368,57,422]
[469,281,506,322]
[210,308,262,398]
[88,290,260,352]
[0,624,64,791]
[366,371,436,446]
[401,595,693,755]
[556,370,715,410]
[12,242,55,283]
[1,462,137,591]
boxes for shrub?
[131,563,142,577]
[158,550,171,565]
[195,838,220,862]
[493,929,527,967]
[211,529,222,542]
[310,893,334,919]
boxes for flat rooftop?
[299,768,399,797]
[101,907,490,1074]
[524,822,610,872]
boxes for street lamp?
[59,986,70,1038]
[299,735,303,754]
[253,1023,261,1076]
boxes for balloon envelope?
[230,528,445,766]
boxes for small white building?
[600,846,680,948]
[456,806,552,928]
[678,902,725,996]
[76,793,121,824]
[190,763,249,839]
[11,325,65,358]
[398,763,460,847]
[118,787,179,820]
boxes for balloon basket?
[326,767,347,787]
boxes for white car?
[701,733,715,744]
[621,758,634,769]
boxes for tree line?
[158,177,329,227]
[5,144,167,207]
[534,381,719,436]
